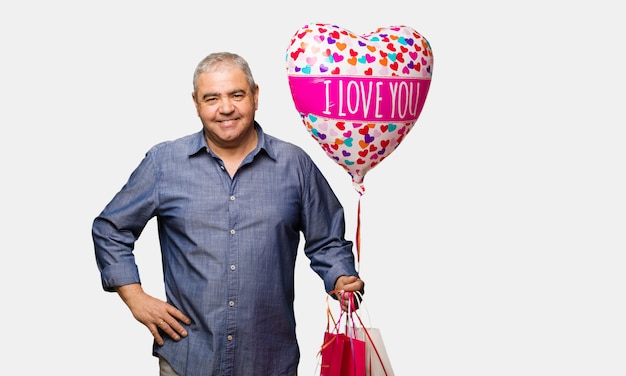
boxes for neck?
[206,128,258,177]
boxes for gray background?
[1,1,624,374]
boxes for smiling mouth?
[219,119,238,126]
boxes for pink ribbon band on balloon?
[288,75,431,122]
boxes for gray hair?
[192,52,256,95]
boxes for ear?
[191,91,201,115]
[253,84,259,110]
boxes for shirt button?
[230,265,236,271]
[229,301,235,307]
[230,195,236,201]
[230,229,236,235]
[227,335,233,341]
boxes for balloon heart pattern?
[286,23,434,194]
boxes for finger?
[157,319,185,342]
[166,308,191,337]
[338,291,353,311]
[149,321,165,346]
[345,279,364,293]
[168,307,193,326]
[165,318,189,339]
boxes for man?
[92,51,364,376]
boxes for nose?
[218,98,235,114]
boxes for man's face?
[192,67,259,148]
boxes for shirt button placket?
[226,193,237,361]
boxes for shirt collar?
[187,121,276,161]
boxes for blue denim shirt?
[92,123,357,376]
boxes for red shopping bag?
[319,292,366,376]
[320,331,346,376]
[320,331,365,376]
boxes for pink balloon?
[286,23,434,194]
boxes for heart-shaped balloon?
[286,23,434,194]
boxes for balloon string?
[356,195,361,273]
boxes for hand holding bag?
[319,292,366,376]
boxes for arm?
[93,152,190,344]
[298,155,365,311]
